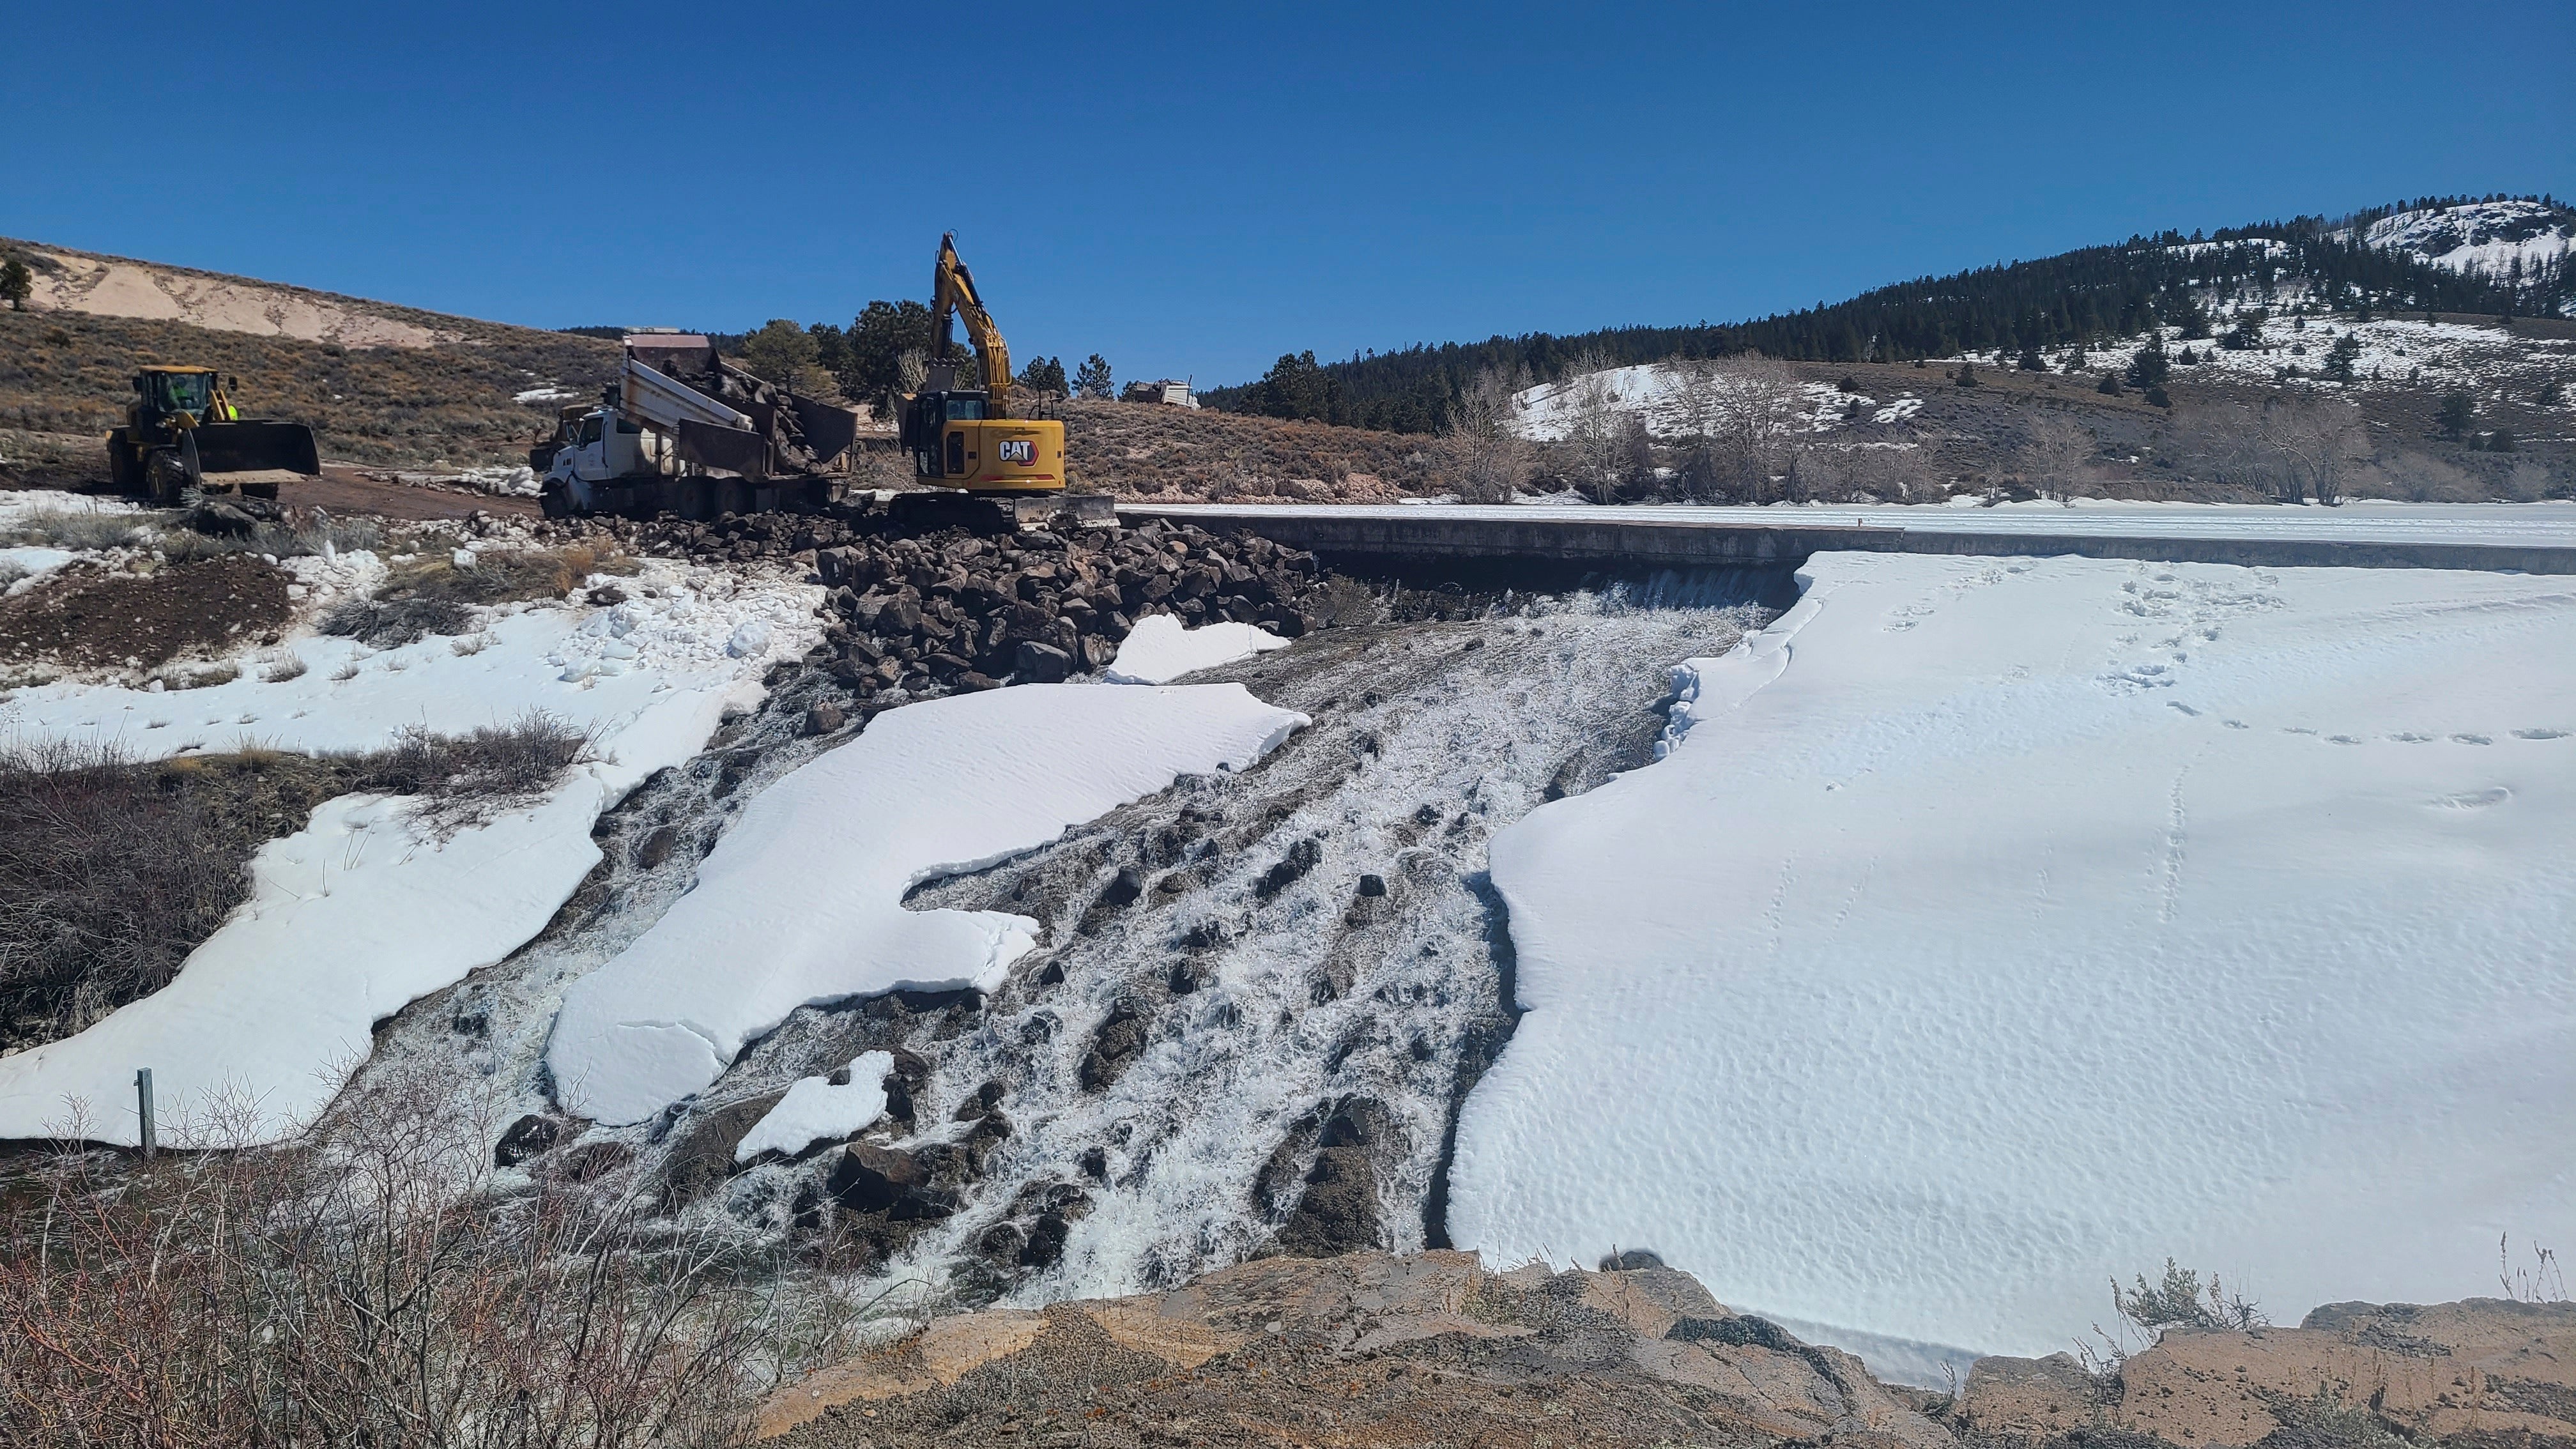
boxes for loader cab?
[134,367,217,425]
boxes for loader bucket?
[190,420,321,480]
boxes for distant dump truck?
[1120,378,1198,407]
[107,366,321,505]
[535,334,864,519]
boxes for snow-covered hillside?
[1451,552,2576,1376]
[2348,199,2576,281]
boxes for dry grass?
[0,303,617,475]
[320,544,634,647]
[1062,399,1439,500]
[0,717,594,1054]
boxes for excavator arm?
[931,232,1015,413]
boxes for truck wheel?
[539,480,572,518]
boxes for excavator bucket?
[188,420,321,493]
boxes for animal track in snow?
[2513,728,2570,740]
[2434,787,2511,809]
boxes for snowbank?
[0,564,822,1146]
[735,1052,894,1163]
[0,786,610,1144]
[548,682,1308,1125]
[1102,615,1290,684]
[1451,552,2576,1373]
[0,565,816,776]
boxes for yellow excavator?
[106,365,320,505]
[896,234,1105,526]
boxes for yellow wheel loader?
[106,366,320,506]
[896,234,1108,528]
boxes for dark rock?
[803,702,847,735]
[1013,640,1073,683]
[1255,837,1324,899]
[952,1080,1006,1120]
[1098,866,1144,908]
[661,1092,786,1202]
[494,1113,560,1167]
[1078,1146,1108,1180]
[1356,873,1386,898]
[1080,1003,1149,1092]
[546,1140,632,1182]
[828,1141,958,1220]
[1019,1213,1071,1268]
[1602,1248,1668,1271]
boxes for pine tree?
[1017,356,1068,397]
[2144,385,2170,408]
[2097,372,2124,395]
[0,256,28,311]
[2018,344,2046,371]
[2126,336,2171,388]
[2320,332,2363,383]
[1073,353,1114,399]
[2435,392,2475,440]
[737,319,824,391]
[1955,360,1980,388]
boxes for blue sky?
[4,1,2567,385]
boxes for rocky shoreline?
[758,1251,2576,1449]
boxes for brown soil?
[0,553,293,671]
[1062,401,1440,502]
[300,465,540,522]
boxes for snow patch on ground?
[2347,201,2576,280]
[0,785,614,1144]
[1103,615,1290,684]
[735,1052,894,1163]
[0,558,822,1144]
[1452,551,2576,1372]
[546,683,1308,1126]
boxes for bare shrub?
[2018,412,2096,503]
[320,593,475,647]
[2116,1257,2267,1332]
[0,1065,815,1446]
[2172,396,2366,504]
[1439,365,1533,503]
[260,655,309,682]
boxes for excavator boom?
[931,232,1015,407]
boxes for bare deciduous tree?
[1673,355,1811,503]
[1440,364,1533,503]
[2172,396,2366,504]
[2018,412,2096,504]
[1556,349,1637,503]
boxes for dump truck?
[107,366,321,505]
[537,333,864,519]
[895,234,1110,528]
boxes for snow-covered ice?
[547,682,1308,1125]
[1450,551,2576,1377]
[1142,499,2576,551]
[734,1052,894,1163]
[1101,614,1290,684]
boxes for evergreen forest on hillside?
[1199,195,2573,434]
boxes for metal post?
[135,1068,155,1159]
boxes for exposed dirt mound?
[763,1250,1951,1448]
[1063,400,1439,501]
[0,553,292,671]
